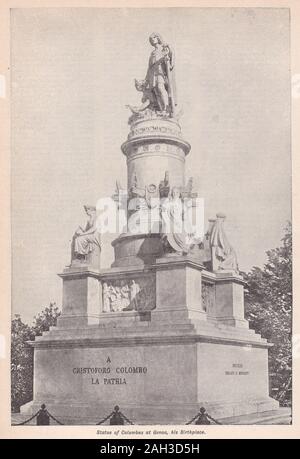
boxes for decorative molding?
[121,136,191,157]
[29,332,272,350]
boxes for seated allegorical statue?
[209,213,239,273]
[71,205,101,267]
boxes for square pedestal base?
[21,330,278,425]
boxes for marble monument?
[21,33,279,424]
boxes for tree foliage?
[11,316,34,412]
[32,302,61,336]
[11,303,61,412]
[244,222,292,406]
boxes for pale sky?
[11,7,291,323]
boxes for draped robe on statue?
[161,194,192,254]
[73,214,101,257]
[210,215,238,272]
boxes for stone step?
[219,407,291,425]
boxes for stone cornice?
[28,332,272,350]
[58,259,246,285]
[154,256,205,271]
[58,267,101,280]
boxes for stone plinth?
[213,271,249,328]
[153,256,207,323]
[57,266,102,327]
[111,233,163,268]
[21,318,278,424]
[20,254,279,424]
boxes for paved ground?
[218,407,291,425]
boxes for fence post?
[36,404,50,425]
[195,407,211,425]
[109,406,124,425]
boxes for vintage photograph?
[10,7,292,426]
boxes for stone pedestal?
[21,254,279,424]
[21,111,279,425]
[21,314,278,424]
[111,233,163,268]
[121,116,190,192]
[214,271,249,328]
[57,266,102,327]
[153,256,207,323]
[111,115,191,269]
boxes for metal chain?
[185,408,222,425]
[119,411,134,425]
[12,409,41,426]
[12,407,64,426]
[185,413,200,425]
[13,404,219,426]
[96,411,115,425]
[206,413,222,425]
[46,410,64,425]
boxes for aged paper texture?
[0,0,300,439]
